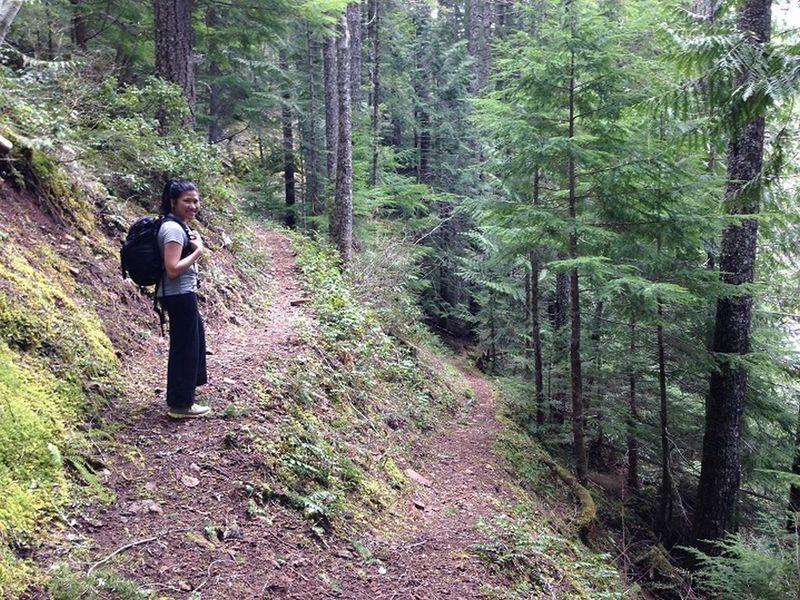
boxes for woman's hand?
[189,231,204,253]
[164,232,203,279]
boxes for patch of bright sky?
[775,1,799,29]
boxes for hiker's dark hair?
[159,178,198,215]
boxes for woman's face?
[172,190,200,223]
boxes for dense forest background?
[1,0,800,597]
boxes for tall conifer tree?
[693,0,772,551]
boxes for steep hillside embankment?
[1,141,635,600]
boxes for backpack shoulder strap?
[161,214,192,247]
[154,215,190,336]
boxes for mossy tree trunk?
[323,34,339,184]
[368,0,381,186]
[331,11,353,264]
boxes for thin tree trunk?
[567,47,588,485]
[414,17,430,184]
[0,0,22,48]
[331,12,353,264]
[549,264,569,425]
[323,35,339,183]
[586,301,604,469]
[656,299,675,540]
[154,0,195,128]
[585,301,604,422]
[347,3,362,109]
[438,0,461,38]
[281,54,296,229]
[531,167,545,427]
[692,0,771,553]
[627,320,639,491]
[489,292,497,372]
[417,109,430,183]
[468,0,484,94]
[691,0,718,20]
[368,0,381,186]
[70,0,88,50]
[305,26,321,216]
[205,6,222,143]
[789,400,800,530]
[531,251,545,427]
[479,0,491,90]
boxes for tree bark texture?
[347,3,362,109]
[331,14,353,264]
[323,35,339,183]
[691,0,718,20]
[304,27,321,216]
[368,0,381,186]
[692,0,770,552]
[154,0,195,127]
[0,0,23,48]
[205,6,222,143]
[281,55,296,229]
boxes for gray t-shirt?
[157,217,197,297]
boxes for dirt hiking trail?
[32,229,523,599]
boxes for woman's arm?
[163,232,203,279]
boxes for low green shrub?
[687,530,800,600]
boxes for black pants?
[160,292,207,410]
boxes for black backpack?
[120,214,190,330]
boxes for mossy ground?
[0,232,119,597]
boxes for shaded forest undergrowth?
[0,147,643,600]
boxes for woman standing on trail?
[158,178,210,418]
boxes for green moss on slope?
[0,237,119,597]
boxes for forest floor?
[30,228,525,600]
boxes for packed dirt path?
[31,228,522,599]
[325,365,522,599]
